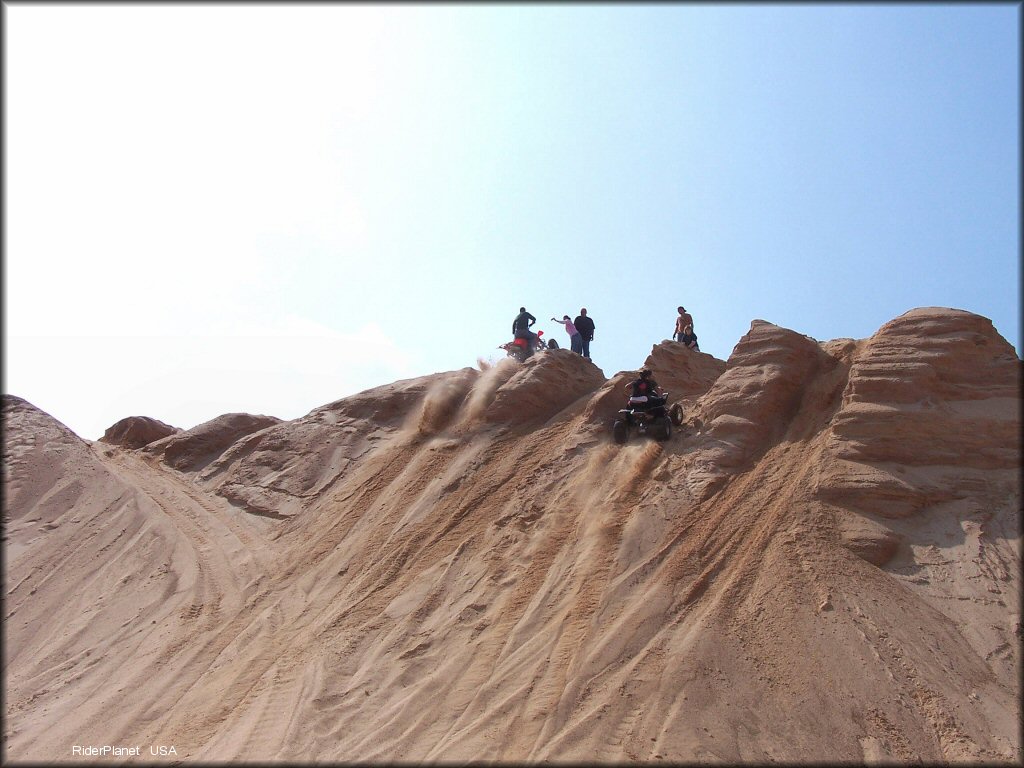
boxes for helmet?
[640,369,652,378]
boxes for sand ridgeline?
[3,307,1021,763]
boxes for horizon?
[5,3,1020,440]
[6,305,1016,442]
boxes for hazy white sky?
[5,4,1020,440]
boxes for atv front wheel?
[669,402,684,427]
[655,416,673,441]
[612,420,629,444]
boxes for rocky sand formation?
[3,307,1020,763]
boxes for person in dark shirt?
[626,369,663,400]
[679,324,699,351]
[512,307,538,346]
[573,308,595,359]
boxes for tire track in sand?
[88,449,285,752]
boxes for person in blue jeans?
[673,306,694,342]
[552,315,583,354]
[573,308,595,359]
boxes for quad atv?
[612,394,685,444]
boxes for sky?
[4,3,1020,441]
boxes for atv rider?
[512,307,540,349]
[625,369,665,409]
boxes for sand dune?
[3,307,1020,763]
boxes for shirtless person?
[673,306,694,341]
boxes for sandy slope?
[3,307,1020,763]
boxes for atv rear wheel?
[612,420,629,444]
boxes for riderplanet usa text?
[72,745,177,756]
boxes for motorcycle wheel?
[612,420,629,445]
[669,402,684,427]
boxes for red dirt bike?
[499,331,547,363]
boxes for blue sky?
[5,4,1020,440]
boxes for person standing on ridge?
[674,306,694,342]
[552,314,582,354]
[573,308,595,359]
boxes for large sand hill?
[3,307,1020,763]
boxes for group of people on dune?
[509,304,700,420]
[512,307,595,358]
[510,304,698,360]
